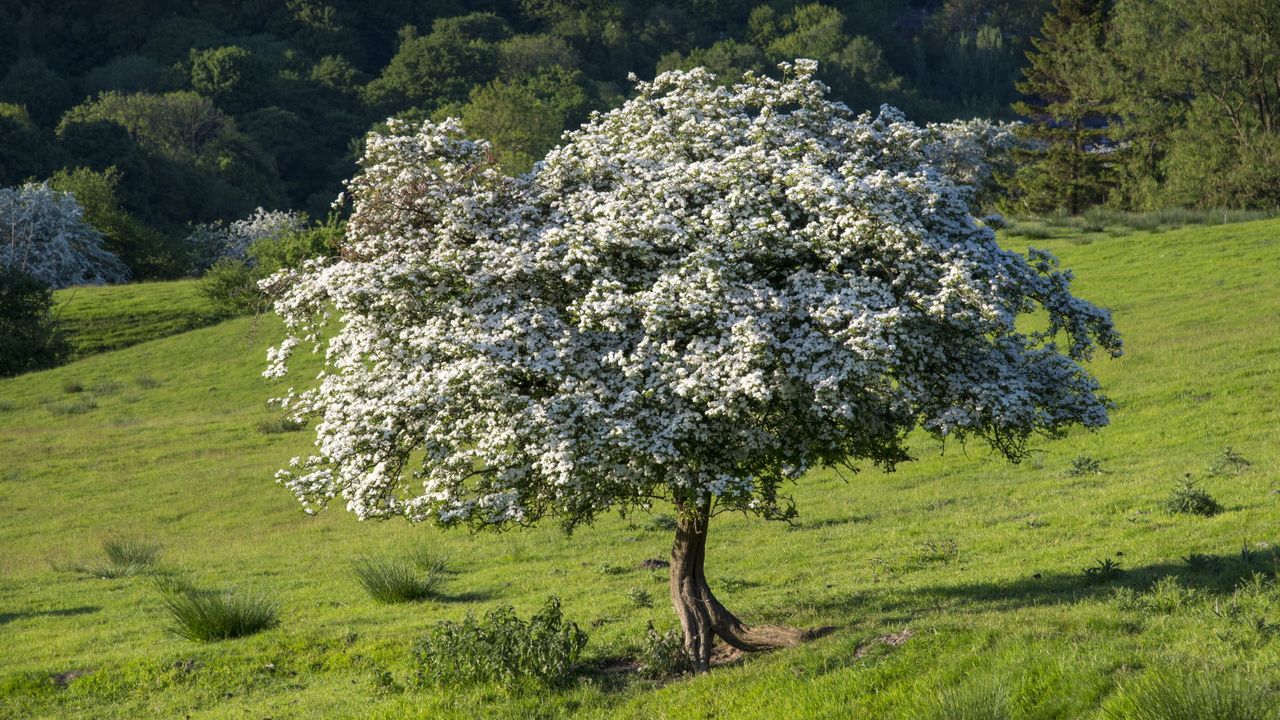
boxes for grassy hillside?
[1,220,1278,719]
[52,280,222,359]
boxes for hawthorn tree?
[266,62,1121,672]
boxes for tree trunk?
[668,499,815,672]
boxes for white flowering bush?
[186,207,303,273]
[266,61,1120,670]
[924,118,1021,212]
[0,182,129,288]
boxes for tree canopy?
[265,62,1121,669]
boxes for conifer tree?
[1006,0,1114,214]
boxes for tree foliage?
[0,182,130,288]
[0,266,70,378]
[1004,0,1114,214]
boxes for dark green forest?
[1,0,1276,283]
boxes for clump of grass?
[412,597,587,688]
[1103,668,1274,720]
[135,374,161,389]
[1162,475,1221,516]
[625,587,654,609]
[80,538,160,578]
[1209,446,1251,477]
[47,395,97,415]
[645,514,677,532]
[91,380,122,396]
[62,379,85,394]
[923,676,1011,720]
[598,563,628,576]
[256,416,306,434]
[158,578,280,642]
[352,550,447,604]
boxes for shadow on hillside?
[811,549,1280,616]
[0,605,100,626]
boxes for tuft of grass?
[134,373,161,389]
[158,578,280,642]
[46,395,97,415]
[1162,475,1221,516]
[61,379,85,394]
[1084,557,1124,583]
[79,538,160,579]
[255,417,306,434]
[1102,668,1276,720]
[922,676,1011,720]
[351,551,446,604]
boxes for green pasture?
[1,220,1278,718]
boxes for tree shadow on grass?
[810,547,1280,617]
[0,605,100,626]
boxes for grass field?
[52,280,222,359]
[1,220,1278,718]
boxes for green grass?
[158,579,281,642]
[52,280,222,359]
[0,219,1278,718]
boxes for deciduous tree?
[265,63,1121,672]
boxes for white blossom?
[0,182,129,288]
[266,62,1121,529]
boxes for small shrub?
[352,551,446,604]
[158,579,279,641]
[0,267,70,377]
[412,597,587,688]
[199,257,260,317]
[625,587,654,609]
[645,514,678,532]
[1084,557,1123,583]
[1103,668,1274,720]
[1209,446,1251,477]
[1162,475,1221,516]
[916,538,959,564]
[1067,455,1102,477]
[80,537,160,578]
[1182,553,1221,572]
[256,416,306,434]
[637,622,692,679]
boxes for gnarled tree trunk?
[669,499,815,672]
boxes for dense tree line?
[0,0,1050,281]
[1005,0,1280,213]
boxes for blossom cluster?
[266,61,1120,529]
[923,117,1020,212]
[0,182,130,288]
[186,207,304,273]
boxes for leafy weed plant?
[637,622,692,679]
[412,597,587,688]
[1162,475,1221,516]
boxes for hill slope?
[0,220,1277,719]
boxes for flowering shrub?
[266,61,1120,668]
[924,118,1021,212]
[185,207,304,273]
[0,182,129,288]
